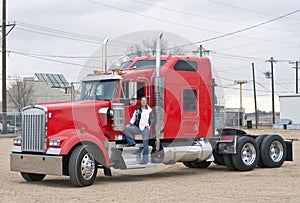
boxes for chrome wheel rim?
[241,143,256,165]
[269,141,284,162]
[81,153,95,180]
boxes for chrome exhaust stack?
[102,37,109,72]
[154,32,164,150]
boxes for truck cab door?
[181,88,199,137]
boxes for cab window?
[183,89,197,112]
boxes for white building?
[277,94,300,129]
[279,94,300,124]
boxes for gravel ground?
[0,128,299,203]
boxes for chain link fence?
[0,112,21,134]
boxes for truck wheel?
[191,161,212,168]
[213,148,225,165]
[21,172,46,182]
[183,161,212,168]
[260,135,287,168]
[69,145,98,187]
[231,136,258,171]
[183,162,193,168]
[224,155,236,170]
[255,135,268,167]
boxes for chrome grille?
[21,107,47,152]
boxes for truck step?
[125,162,156,170]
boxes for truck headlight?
[115,135,124,140]
[49,139,60,147]
[13,138,22,146]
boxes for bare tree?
[125,38,185,59]
[8,79,35,112]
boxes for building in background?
[0,75,71,132]
[277,94,300,129]
[6,76,71,112]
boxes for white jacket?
[130,105,153,131]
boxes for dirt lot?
[0,128,299,203]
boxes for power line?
[10,50,100,69]
[15,27,101,44]
[15,21,134,48]
[172,8,300,48]
[208,0,300,22]
[207,0,276,17]
[133,0,298,35]
[88,0,300,49]
[17,21,102,41]
[8,49,123,59]
[86,0,222,34]
[132,0,248,26]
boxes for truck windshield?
[80,80,118,101]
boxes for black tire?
[255,135,268,167]
[224,155,236,171]
[183,160,212,168]
[260,135,287,168]
[231,136,259,171]
[183,162,193,168]
[69,145,98,187]
[213,148,225,165]
[21,172,46,182]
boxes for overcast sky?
[2,0,300,112]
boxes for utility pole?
[192,45,210,57]
[296,61,299,94]
[234,80,248,110]
[234,80,247,127]
[266,57,276,124]
[199,45,203,57]
[289,61,299,94]
[252,63,258,129]
[2,0,7,134]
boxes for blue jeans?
[123,125,150,162]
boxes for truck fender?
[49,129,110,167]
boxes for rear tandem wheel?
[224,136,259,171]
[258,135,287,168]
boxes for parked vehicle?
[0,122,18,133]
[10,33,293,186]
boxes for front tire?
[69,145,98,187]
[21,172,46,182]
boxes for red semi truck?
[10,34,293,186]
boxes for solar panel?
[35,73,71,88]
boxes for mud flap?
[285,140,293,161]
[110,148,126,169]
[103,167,112,176]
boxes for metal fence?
[0,112,21,134]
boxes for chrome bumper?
[10,153,63,176]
